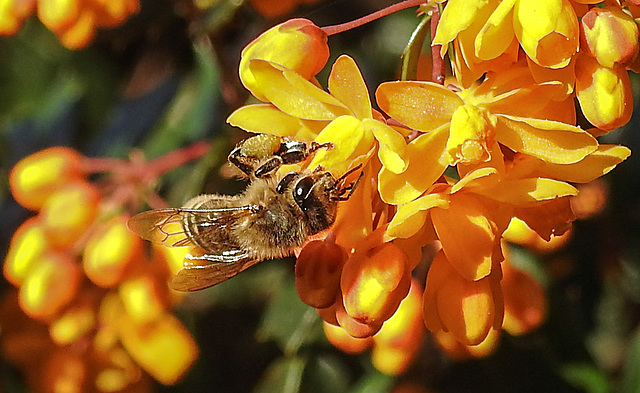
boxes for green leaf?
[349,369,395,393]
[254,356,306,393]
[561,363,611,393]
[301,354,352,393]
[257,279,323,355]
[621,327,640,393]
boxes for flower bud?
[323,321,372,354]
[371,279,425,375]
[514,0,579,68]
[423,251,503,346]
[4,218,48,286]
[19,251,82,321]
[295,239,347,308]
[118,313,198,385]
[0,0,35,35]
[83,215,143,288]
[575,53,633,132]
[40,181,100,248]
[341,242,411,325]
[37,0,80,34]
[49,293,97,345]
[9,147,83,210]
[240,19,329,101]
[501,261,546,335]
[581,6,639,69]
[119,273,170,324]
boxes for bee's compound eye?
[293,177,315,211]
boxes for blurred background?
[2,0,640,392]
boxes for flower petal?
[250,59,350,120]
[227,104,302,137]
[369,120,408,174]
[307,115,375,175]
[387,193,449,239]
[376,81,462,132]
[378,127,449,205]
[431,193,498,281]
[479,177,578,206]
[496,115,597,164]
[328,55,372,119]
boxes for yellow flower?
[229,54,408,177]
[434,0,579,79]
[239,18,330,101]
[375,76,597,204]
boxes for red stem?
[430,5,445,85]
[145,141,211,177]
[321,0,427,36]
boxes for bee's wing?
[127,206,257,248]
[170,247,261,291]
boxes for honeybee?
[128,135,361,291]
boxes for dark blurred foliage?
[2,1,640,392]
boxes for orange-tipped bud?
[341,242,411,325]
[501,261,547,336]
[37,0,80,34]
[119,273,170,325]
[118,313,198,385]
[4,218,49,286]
[371,279,425,375]
[40,181,100,248]
[295,239,347,308]
[83,216,143,288]
[9,147,83,210]
[423,251,503,346]
[239,18,329,101]
[575,53,633,132]
[581,6,639,69]
[49,293,98,345]
[335,298,383,339]
[0,0,35,35]
[323,321,372,354]
[42,349,87,393]
[18,252,82,321]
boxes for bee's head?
[276,165,362,234]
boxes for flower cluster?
[226,3,632,371]
[2,146,202,392]
[0,0,139,49]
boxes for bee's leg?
[254,156,284,178]
[228,148,256,177]
[309,141,333,154]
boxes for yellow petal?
[376,81,462,132]
[496,115,597,164]
[480,177,578,206]
[307,115,375,175]
[378,126,449,205]
[328,55,372,119]
[431,194,497,281]
[476,0,517,60]
[227,104,302,136]
[387,193,449,239]
[520,144,631,183]
[369,120,408,174]
[433,0,491,58]
[250,59,350,120]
